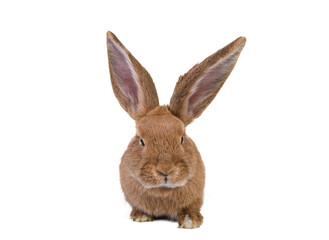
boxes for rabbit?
[106,31,246,228]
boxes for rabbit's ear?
[107,31,159,120]
[169,37,246,125]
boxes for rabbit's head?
[127,105,195,189]
[107,32,245,189]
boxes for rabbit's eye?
[140,138,145,147]
[181,136,184,144]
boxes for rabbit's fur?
[107,32,246,228]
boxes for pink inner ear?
[108,40,139,110]
[188,50,240,113]
[188,62,226,112]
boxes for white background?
[0,0,328,239]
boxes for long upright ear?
[107,31,159,120]
[169,37,246,125]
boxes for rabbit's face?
[130,106,197,189]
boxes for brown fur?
[170,37,246,125]
[106,32,246,228]
[120,106,205,223]
[107,32,159,120]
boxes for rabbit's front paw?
[130,209,153,222]
[178,211,203,229]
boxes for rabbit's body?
[120,106,205,224]
[107,32,246,228]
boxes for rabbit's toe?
[130,209,153,222]
[178,212,203,229]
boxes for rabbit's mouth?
[136,168,190,189]
[140,179,188,189]
[157,179,188,189]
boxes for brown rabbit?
[107,32,246,228]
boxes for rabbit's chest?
[136,191,184,217]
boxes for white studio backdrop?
[0,0,328,239]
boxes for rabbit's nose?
[157,170,174,177]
